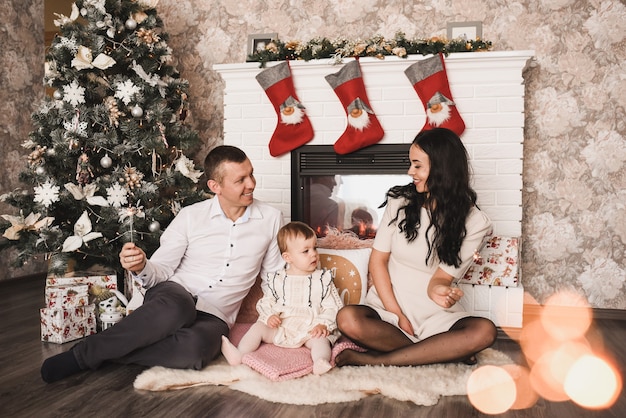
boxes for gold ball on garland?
[131,105,144,118]
[100,154,112,168]
[148,220,161,233]
[125,18,137,30]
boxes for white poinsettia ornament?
[62,211,103,252]
[1,212,54,240]
[175,154,203,183]
[53,2,79,27]
[64,183,109,206]
[71,45,116,71]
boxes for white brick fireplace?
[214,50,535,328]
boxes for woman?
[335,128,497,367]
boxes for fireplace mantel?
[213,51,535,236]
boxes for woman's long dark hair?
[382,128,477,267]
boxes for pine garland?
[247,32,492,67]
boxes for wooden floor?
[1,274,624,418]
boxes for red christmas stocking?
[256,61,314,157]
[325,60,384,154]
[404,53,465,136]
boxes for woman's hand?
[397,312,415,336]
[427,268,463,308]
[119,242,147,273]
[429,283,464,308]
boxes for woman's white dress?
[366,197,492,342]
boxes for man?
[41,145,284,383]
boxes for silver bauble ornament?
[148,221,161,233]
[100,154,113,168]
[53,90,63,100]
[131,105,143,118]
[125,18,137,30]
[35,166,45,175]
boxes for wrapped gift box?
[461,236,520,287]
[45,284,89,309]
[40,305,97,344]
[46,274,117,303]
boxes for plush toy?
[92,285,129,330]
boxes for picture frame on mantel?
[447,21,483,40]
[247,33,278,58]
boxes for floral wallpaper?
[2,0,625,311]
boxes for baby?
[221,221,343,375]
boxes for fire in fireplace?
[291,144,411,238]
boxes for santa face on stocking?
[346,98,374,130]
[279,96,306,125]
[425,91,456,127]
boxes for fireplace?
[291,144,410,237]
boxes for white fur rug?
[134,348,513,406]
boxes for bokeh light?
[541,291,592,341]
[501,364,539,410]
[467,365,516,415]
[564,354,622,409]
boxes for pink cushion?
[229,324,367,381]
[230,323,311,381]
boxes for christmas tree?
[0,0,207,277]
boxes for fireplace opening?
[291,144,411,238]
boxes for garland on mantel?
[247,31,492,67]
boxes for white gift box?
[44,284,89,309]
[461,236,520,287]
[46,274,117,303]
[40,305,97,344]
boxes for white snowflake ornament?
[115,80,141,105]
[33,181,60,208]
[63,80,86,106]
[106,183,129,207]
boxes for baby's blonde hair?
[277,221,316,254]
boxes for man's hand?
[120,242,147,273]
